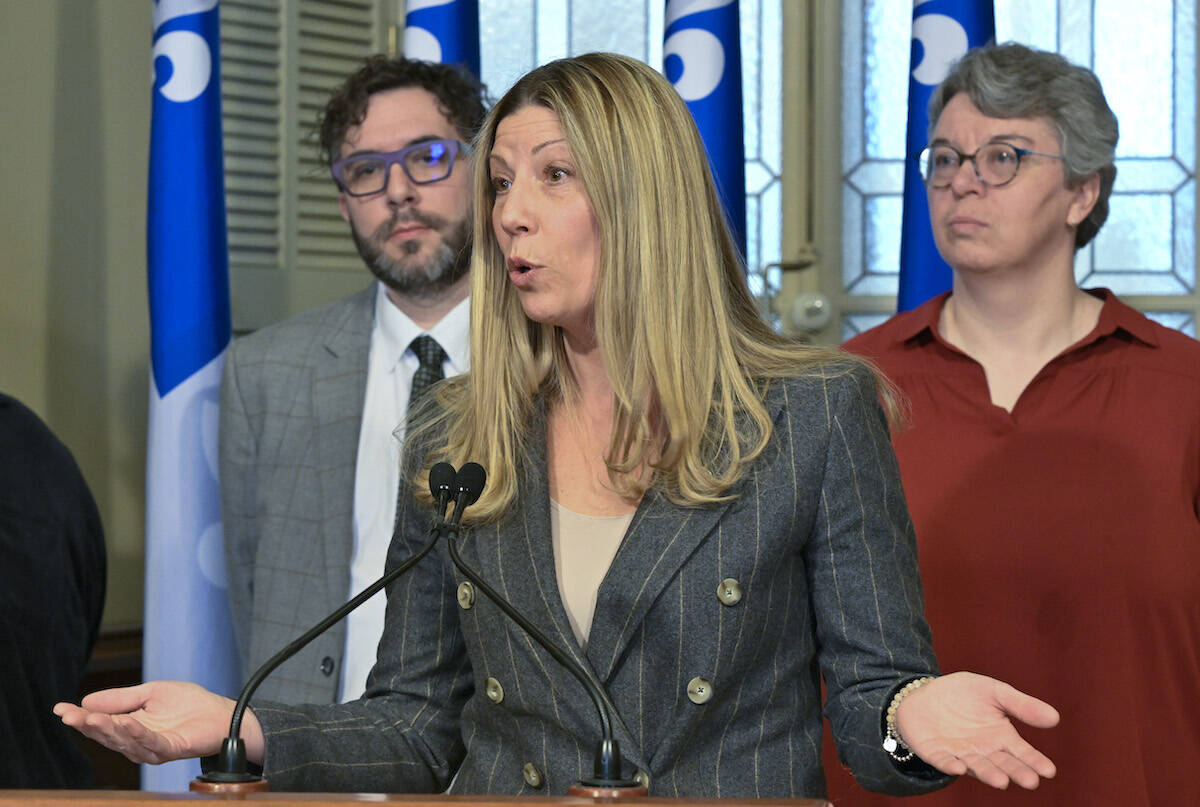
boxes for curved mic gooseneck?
[194,462,462,789]
[195,460,643,797]
[442,463,640,790]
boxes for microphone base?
[190,775,269,795]
[568,781,648,800]
[192,737,268,794]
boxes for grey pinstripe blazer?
[254,366,948,799]
[220,285,376,704]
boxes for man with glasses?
[220,56,486,705]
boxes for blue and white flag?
[403,0,480,76]
[144,0,239,791]
[664,0,747,257]
[897,0,994,311]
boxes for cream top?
[550,499,635,648]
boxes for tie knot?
[410,335,447,373]
[408,335,448,411]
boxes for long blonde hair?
[412,53,895,522]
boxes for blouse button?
[687,676,714,704]
[457,581,475,609]
[485,677,505,704]
[716,578,743,606]
[634,769,650,789]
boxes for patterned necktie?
[397,335,448,531]
[408,334,447,410]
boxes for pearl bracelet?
[883,676,936,762]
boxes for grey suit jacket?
[254,366,947,799]
[220,284,375,704]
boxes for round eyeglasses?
[918,142,1063,188]
[331,138,471,196]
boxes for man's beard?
[352,209,470,301]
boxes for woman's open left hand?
[896,671,1059,790]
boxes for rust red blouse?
[829,289,1200,806]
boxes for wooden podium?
[0,793,830,807]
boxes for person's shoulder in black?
[0,393,106,788]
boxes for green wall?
[1,0,152,627]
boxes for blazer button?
[687,676,713,704]
[319,656,335,677]
[717,578,743,606]
[522,762,544,789]
[485,677,505,704]
[634,769,650,789]
[457,581,476,609]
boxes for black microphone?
[440,463,644,797]
[192,463,463,793]
[447,462,486,524]
[430,461,457,518]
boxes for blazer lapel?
[583,489,735,683]
[513,400,596,668]
[585,384,788,684]
[505,401,649,770]
[311,285,374,615]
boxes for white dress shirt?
[340,283,470,702]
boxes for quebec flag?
[898,0,994,310]
[664,0,747,257]
[144,0,240,791]
[403,0,480,76]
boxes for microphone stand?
[191,465,460,795]
[193,461,644,799]
[445,536,646,798]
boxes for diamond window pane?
[1113,158,1189,193]
[842,312,891,342]
[864,195,901,286]
[1145,311,1197,336]
[571,1,650,57]
[1090,193,1175,274]
[742,0,782,308]
[862,0,909,161]
[1174,2,1196,171]
[843,192,902,296]
[479,5,536,97]
[1096,0,1173,157]
[995,2,1056,50]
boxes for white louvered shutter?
[220,0,389,331]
